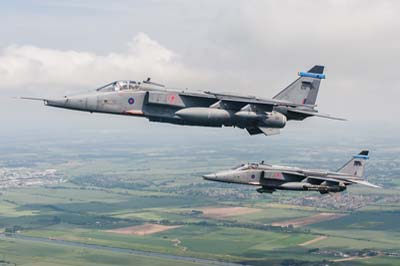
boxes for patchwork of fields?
[1,183,399,266]
[0,133,399,266]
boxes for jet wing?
[205,92,316,108]
[180,91,317,112]
[306,176,381,188]
[287,107,346,121]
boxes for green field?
[0,237,204,266]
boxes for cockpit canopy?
[96,80,138,92]
[231,163,261,171]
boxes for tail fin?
[273,65,325,105]
[337,150,369,178]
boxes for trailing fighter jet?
[203,151,380,194]
[23,65,344,136]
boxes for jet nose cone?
[46,95,91,111]
[202,173,216,180]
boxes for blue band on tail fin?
[298,72,326,79]
[353,155,369,159]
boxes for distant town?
[0,168,65,188]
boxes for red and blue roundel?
[128,98,135,105]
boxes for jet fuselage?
[203,151,379,194]
[25,66,344,136]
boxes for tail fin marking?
[337,150,369,178]
[273,65,325,105]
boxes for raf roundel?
[128,98,135,105]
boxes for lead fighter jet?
[23,65,344,136]
[203,151,380,194]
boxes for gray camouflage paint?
[23,65,344,136]
[203,151,380,194]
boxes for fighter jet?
[203,151,380,194]
[23,65,344,136]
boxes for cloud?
[193,1,400,122]
[0,32,206,96]
[203,1,400,75]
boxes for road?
[0,233,245,266]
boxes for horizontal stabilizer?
[287,107,347,121]
[351,179,381,188]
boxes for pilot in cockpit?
[97,80,137,92]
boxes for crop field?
[197,206,261,218]
[106,224,181,236]
[271,213,347,228]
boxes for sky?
[1,0,399,141]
